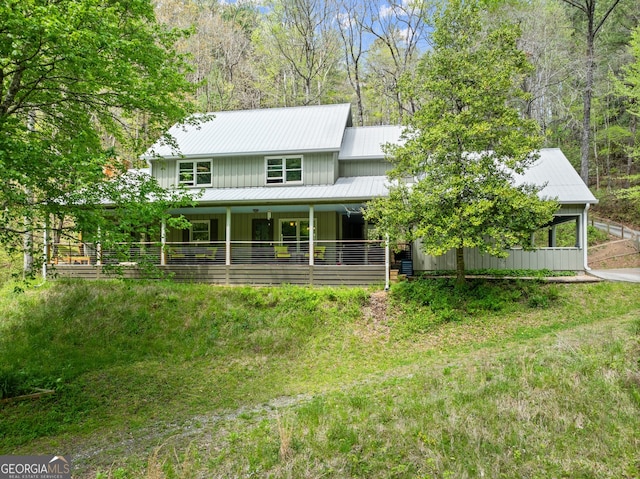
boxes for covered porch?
[48,202,393,286]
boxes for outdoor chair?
[53,244,91,265]
[305,246,326,261]
[274,245,291,261]
[194,247,218,262]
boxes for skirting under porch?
[50,264,387,287]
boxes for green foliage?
[2,280,640,477]
[365,0,557,284]
[389,279,560,333]
[0,0,199,268]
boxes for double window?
[266,156,303,184]
[178,160,212,187]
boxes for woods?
[1,0,639,272]
[152,0,639,188]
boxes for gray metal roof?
[339,126,403,160]
[185,149,593,206]
[143,103,352,159]
[516,148,597,204]
[193,176,389,205]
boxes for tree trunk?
[580,19,595,184]
[455,246,465,286]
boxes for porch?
[48,239,391,286]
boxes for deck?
[48,240,390,286]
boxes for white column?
[583,204,591,271]
[384,234,390,291]
[96,226,102,265]
[308,205,314,266]
[226,207,231,266]
[42,219,48,280]
[160,219,166,266]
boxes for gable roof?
[516,149,597,205]
[339,126,403,160]
[143,103,352,160]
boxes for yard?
[0,279,639,478]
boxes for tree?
[614,25,640,202]
[365,0,557,285]
[255,0,343,106]
[0,0,198,274]
[560,0,623,183]
[362,0,433,120]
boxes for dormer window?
[178,160,212,187]
[266,156,303,185]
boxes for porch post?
[42,218,48,280]
[308,205,314,266]
[225,207,231,266]
[96,226,102,266]
[384,234,390,291]
[160,219,166,266]
[583,204,590,271]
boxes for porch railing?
[49,240,387,267]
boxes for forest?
[151,0,639,197]
[1,0,639,265]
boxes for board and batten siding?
[413,246,584,272]
[339,159,392,177]
[412,205,589,272]
[167,211,338,243]
[152,152,338,189]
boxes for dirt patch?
[589,238,640,269]
[357,291,391,340]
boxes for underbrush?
[1,279,639,478]
[390,278,561,334]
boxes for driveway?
[588,268,640,283]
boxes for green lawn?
[0,279,639,478]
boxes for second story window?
[178,160,212,187]
[266,156,303,184]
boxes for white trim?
[265,155,304,185]
[583,204,591,271]
[177,159,213,188]
[190,219,211,242]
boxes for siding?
[153,152,337,189]
[51,264,385,286]
[413,247,584,271]
[168,211,338,243]
[339,159,392,177]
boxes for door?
[252,219,273,263]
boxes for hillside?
[1,279,639,478]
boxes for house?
[50,103,597,286]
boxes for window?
[190,220,210,242]
[266,156,303,184]
[178,160,212,187]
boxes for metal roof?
[143,103,352,159]
[339,126,404,160]
[516,148,597,204]
[191,176,389,205]
[183,149,593,206]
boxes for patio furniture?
[194,247,218,261]
[274,245,291,260]
[305,246,326,261]
[53,244,91,264]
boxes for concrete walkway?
[588,268,640,283]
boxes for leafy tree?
[365,0,557,285]
[0,0,198,274]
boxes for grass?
[0,279,639,478]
